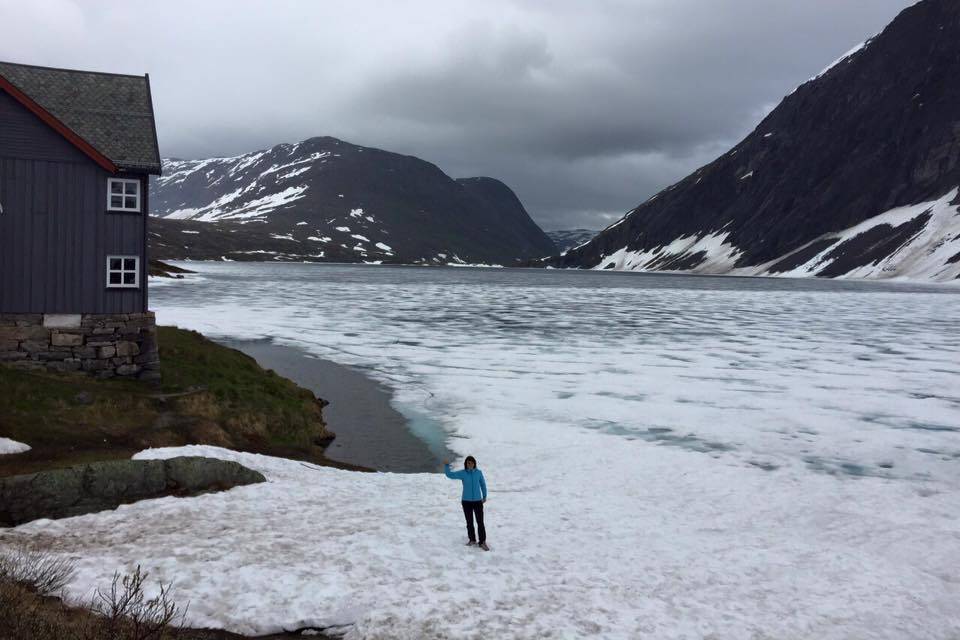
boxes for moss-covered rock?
[0,457,264,526]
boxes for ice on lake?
[8,264,960,639]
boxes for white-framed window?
[107,178,141,212]
[106,255,140,288]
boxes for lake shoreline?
[224,338,449,473]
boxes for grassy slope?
[0,326,360,477]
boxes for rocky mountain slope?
[542,0,960,281]
[149,137,555,265]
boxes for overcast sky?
[1,0,913,230]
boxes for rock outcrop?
[0,457,265,526]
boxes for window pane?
[110,181,123,194]
[109,272,122,284]
[124,196,137,209]
[123,258,136,270]
[125,182,139,195]
[110,195,123,208]
[123,272,136,285]
[110,258,122,270]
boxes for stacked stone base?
[0,312,160,383]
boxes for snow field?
[6,436,956,638]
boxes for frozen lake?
[153,263,960,487]
[14,264,960,638]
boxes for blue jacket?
[445,464,487,502]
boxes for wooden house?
[0,61,162,380]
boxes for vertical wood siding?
[0,89,147,313]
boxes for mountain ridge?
[541,0,960,281]
[150,136,556,265]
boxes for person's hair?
[464,455,477,468]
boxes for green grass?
[0,367,154,451]
[158,326,328,444]
[0,326,338,477]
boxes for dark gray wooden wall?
[0,89,147,314]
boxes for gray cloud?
[0,0,913,229]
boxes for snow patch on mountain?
[0,437,30,455]
[163,183,308,223]
[812,39,872,82]
[747,188,960,281]
[260,152,329,180]
[595,231,744,274]
[212,186,308,222]
[594,189,960,282]
[232,151,267,173]
[158,150,318,222]
[277,167,311,180]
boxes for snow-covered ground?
[5,264,960,638]
[0,437,30,455]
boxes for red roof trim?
[0,74,118,173]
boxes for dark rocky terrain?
[150,137,555,265]
[542,0,960,281]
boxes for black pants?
[461,500,486,543]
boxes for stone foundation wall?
[0,312,159,382]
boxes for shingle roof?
[0,61,161,174]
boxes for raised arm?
[444,463,464,480]
[479,470,487,500]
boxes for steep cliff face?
[150,136,555,265]
[456,177,557,260]
[545,0,960,280]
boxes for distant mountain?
[541,0,960,281]
[149,137,555,265]
[546,229,598,252]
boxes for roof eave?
[0,73,119,174]
[144,73,162,176]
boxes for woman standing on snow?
[444,456,489,551]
